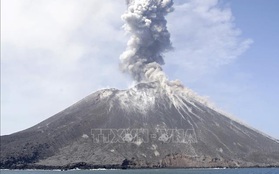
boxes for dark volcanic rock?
[1,82,279,169]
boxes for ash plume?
[119,0,227,117]
[120,0,174,83]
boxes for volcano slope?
[1,82,279,169]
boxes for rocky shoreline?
[1,165,279,170]
[2,158,279,170]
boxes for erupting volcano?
[1,0,279,169]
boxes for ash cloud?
[120,0,174,83]
[119,0,239,116]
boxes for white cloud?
[1,0,130,135]
[165,0,253,81]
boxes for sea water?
[1,168,279,174]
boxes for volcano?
[1,82,279,169]
[2,0,279,169]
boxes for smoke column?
[120,0,174,84]
[120,0,212,109]
[120,0,250,127]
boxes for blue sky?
[1,0,279,139]
[205,0,279,139]
[224,0,279,139]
